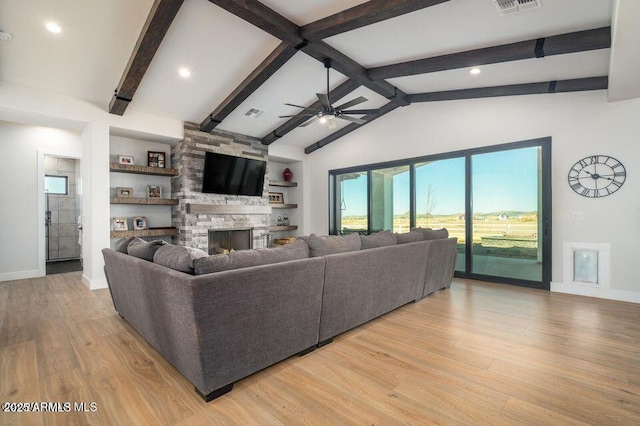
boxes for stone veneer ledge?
[171,122,270,251]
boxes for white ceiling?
[1,0,633,152]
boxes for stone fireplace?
[208,228,253,254]
[171,123,270,252]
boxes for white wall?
[305,90,640,302]
[0,121,82,281]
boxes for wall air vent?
[493,0,542,16]
[244,108,264,118]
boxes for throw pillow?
[193,240,309,275]
[395,229,424,244]
[298,233,361,257]
[412,227,449,240]
[114,236,136,253]
[360,230,397,249]
[153,245,209,274]
[127,238,168,261]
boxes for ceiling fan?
[279,60,377,130]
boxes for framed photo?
[268,192,284,204]
[112,217,128,231]
[116,187,134,198]
[148,151,166,168]
[133,216,147,230]
[147,184,162,198]
[118,155,134,165]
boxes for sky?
[340,146,540,217]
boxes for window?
[335,171,368,234]
[371,165,410,233]
[45,175,68,195]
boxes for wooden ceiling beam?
[300,0,450,41]
[261,79,361,145]
[305,101,401,154]
[206,0,303,46]
[109,0,185,115]
[200,42,297,132]
[408,76,608,103]
[368,27,611,80]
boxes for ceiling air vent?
[493,0,542,16]
[244,108,264,118]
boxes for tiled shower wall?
[45,155,81,261]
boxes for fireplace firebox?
[208,228,253,254]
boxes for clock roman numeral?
[571,183,582,191]
[581,188,591,197]
[611,180,622,188]
[614,171,626,177]
[578,159,589,168]
[588,155,599,164]
[568,175,579,183]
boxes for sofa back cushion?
[395,229,424,244]
[114,236,136,253]
[412,227,449,240]
[153,245,209,274]
[127,238,169,261]
[193,240,309,275]
[299,233,361,257]
[360,230,397,249]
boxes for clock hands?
[582,170,614,181]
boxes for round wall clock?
[568,155,626,198]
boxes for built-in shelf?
[110,228,179,238]
[111,197,179,205]
[269,225,298,232]
[271,203,297,209]
[269,180,297,187]
[110,162,178,176]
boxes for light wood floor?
[1,273,640,425]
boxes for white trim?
[0,269,41,282]
[82,274,108,290]
[552,281,640,304]
[38,149,83,276]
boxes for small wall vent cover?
[493,0,542,15]
[244,108,264,118]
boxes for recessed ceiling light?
[0,29,13,41]
[45,22,62,34]
[178,67,191,78]
[469,68,481,75]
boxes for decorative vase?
[277,216,283,226]
[283,214,289,226]
[282,167,293,182]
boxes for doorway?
[44,155,83,275]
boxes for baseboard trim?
[82,275,108,290]
[0,269,42,282]
[551,282,640,304]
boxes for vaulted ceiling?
[2,0,635,154]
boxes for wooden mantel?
[186,204,272,215]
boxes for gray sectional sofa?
[102,229,457,401]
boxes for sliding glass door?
[329,138,551,289]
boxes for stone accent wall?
[171,122,270,250]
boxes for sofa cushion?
[114,237,136,253]
[360,230,397,249]
[153,245,209,274]
[412,227,449,240]
[395,229,424,244]
[193,240,309,275]
[298,233,361,257]
[127,238,168,261]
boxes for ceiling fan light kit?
[279,60,377,129]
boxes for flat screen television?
[201,152,266,197]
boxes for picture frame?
[116,187,134,198]
[268,192,284,204]
[118,155,134,165]
[112,217,128,231]
[147,151,166,168]
[133,216,147,230]
[147,184,162,198]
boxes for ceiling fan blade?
[336,115,367,125]
[300,116,320,127]
[284,103,318,112]
[279,113,316,118]
[341,109,378,115]
[316,93,331,110]
[334,96,367,111]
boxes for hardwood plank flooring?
[1,273,639,425]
